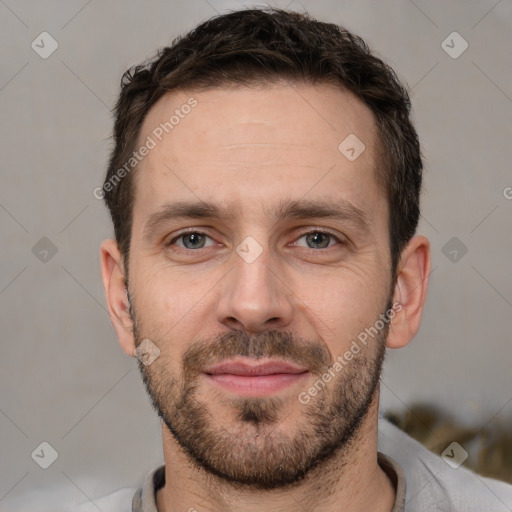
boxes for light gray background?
[1,0,511,510]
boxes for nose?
[215,244,293,335]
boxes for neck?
[156,395,395,512]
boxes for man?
[80,7,512,512]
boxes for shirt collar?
[133,452,406,512]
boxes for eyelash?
[168,229,344,251]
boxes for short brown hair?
[103,7,422,279]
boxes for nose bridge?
[216,237,292,333]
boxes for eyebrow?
[142,198,372,240]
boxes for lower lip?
[204,372,309,396]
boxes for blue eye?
[168,229,342,252]
[171,232,216,250]
[295,231,341,249]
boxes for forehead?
[138,81,378,164]
[132,81,385,230]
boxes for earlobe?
[386,235,431,349]
[100,239,136,357]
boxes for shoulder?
[67,464,164,512]
[378,417,512,511]
[69,487,135,512]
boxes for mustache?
[181,330,333,382]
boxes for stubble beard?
[134,307,389,490]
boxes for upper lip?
[204,358,308,376]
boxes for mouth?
[202,357,309,397]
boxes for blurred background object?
[384,403,512,484]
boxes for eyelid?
[294,227,344,239]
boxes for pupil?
[185,233,204,249]
[307,232,328,248]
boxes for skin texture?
[101,81,431,512]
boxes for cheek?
[136,264,197,310]
[294,270,387,349]
[132,266,217,346]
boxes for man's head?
[100,8,430,490]
[102,8,422,280]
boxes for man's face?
[127,82,393,488]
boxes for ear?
[386,235,431,349]
[100,239,136,357]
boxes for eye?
[167,229,343,252]
[169,231,217,250]
[294,230,342,249]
